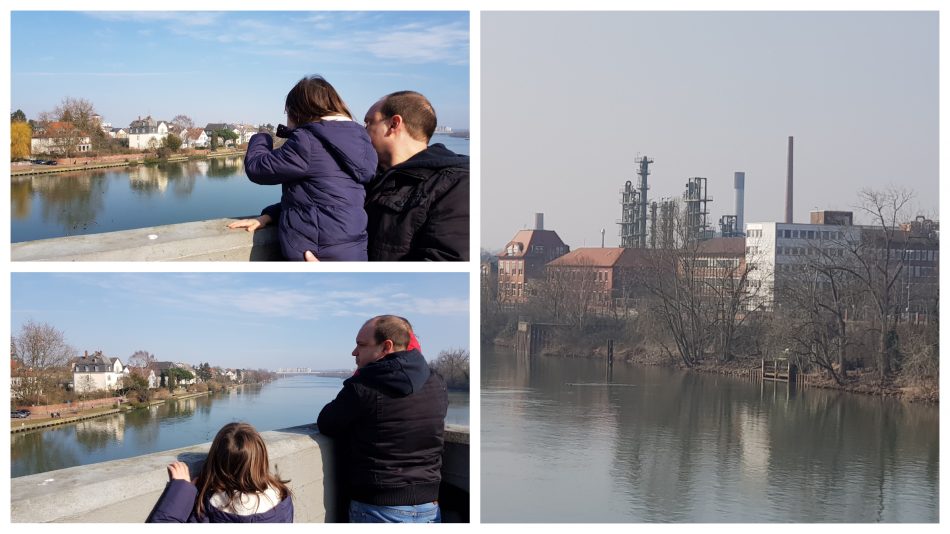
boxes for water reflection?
[11,156,262,242]
[12,377,472,478]
[482,349,938,522]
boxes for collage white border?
[2,0,947,531]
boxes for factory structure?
[490,135,938,321]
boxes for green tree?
[120,373,151,403]
[11,109,27,122]
[162,133,182,152]
[163,367,194,389]
[196,362,212,382]
[11,121,32,160]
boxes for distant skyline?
[482,11,938,250]
[11,11,469,129]
[11,273,470,371]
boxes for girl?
[146,422,293,523]
[228,75,378,261]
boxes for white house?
[183,127,209,148]
[30,122,92,155]
[72,351,126,393]
[128,116,170,150]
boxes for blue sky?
[11,11,469,129]
[11,273,470,371]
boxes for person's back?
[230,75,378,261]
[245,119,377,261]
[318,316,449,522]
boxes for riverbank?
[10,389,216,433]
[492,335,939,404]
[11,149,245,177]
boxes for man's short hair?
[367,315,414,351]
[379,91,437,143]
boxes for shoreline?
[491,338,939,404]
[11,149,246,177]
[10,389,217,433]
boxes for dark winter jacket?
[146,479,294,523]
[245,120,378,261]
[365,144,469,261]
[317,349,448,506]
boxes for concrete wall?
[11,218,282,261]
[11,424,469,523]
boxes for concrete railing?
[11,424,469,523]
[11,218,282,261]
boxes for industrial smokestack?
[734,171,745,233]
[785,136,794,224]
[535,213,544,231]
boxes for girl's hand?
[227,214,271,232]
[304,251,320,262]
[167,461,191,482]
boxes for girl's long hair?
[285,75,353,125]
[193,422,292,519]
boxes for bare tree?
[12,320,75,370]
[171,114,195,130]
[838,188,915,380]
[429,348,470,390]
[128,350,156,369]
[53,97,97,133]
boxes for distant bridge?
[275,369,352,379]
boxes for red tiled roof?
[547,247,650,268]
[498,229,567,258]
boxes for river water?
[481,348,938,522]
[11,376,469,478]
[11,136,469,242]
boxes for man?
[361,91,469,261]
[317,315,448,523]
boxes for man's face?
[363,101,391,155]
[352,322,387,369]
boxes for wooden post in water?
[606,339,614,382]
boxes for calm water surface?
[11,136,469,242]
[481,349,938,522]
[12,375,469,478]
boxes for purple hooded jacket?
[245,120,378,261]
[146,479,294,523]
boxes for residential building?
[128,116,170,149]
[72,351,127,393]
[183,127,209,148]
[497,214,570,304]
[30,122,92,155]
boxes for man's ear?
[382,339,395,354]
[389,114,403,133]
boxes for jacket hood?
[389,143,469,176]
[351,349,431,397]
[203,493,294,523]
[301,121,378,185]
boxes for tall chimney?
[734,171,745,233]
[785,136,794,223]
[535,213,544,230]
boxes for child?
[146,422,293,523]
[228,75,378,261]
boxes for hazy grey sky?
[482,11,939,250]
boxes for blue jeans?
[349,500,441,523]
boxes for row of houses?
[69,351,237,394]
[30,114,261,155]
[486,211,939,317]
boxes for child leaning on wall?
[146,422,293,523]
